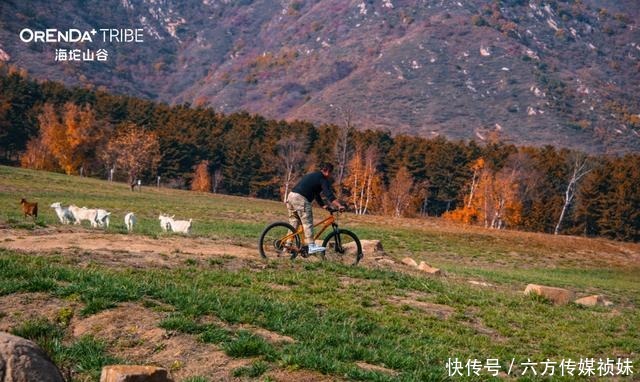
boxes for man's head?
[319,162,334,178]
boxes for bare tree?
[555,152,590,235]
[276,135,307,201]
[212,167,223,193]
[331,103,354,194]
[417,180,431,216]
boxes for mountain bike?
[258,206,363,265]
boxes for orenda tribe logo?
[19,28,144,43]
[18,28,144,62]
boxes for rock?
[524,284,575,305]
[375,258,396,266]
[0,332,64,382]
[468,280,493,287]
[574,295,612,307]
[100,365,172,382]
[359,240,384,254]
[387,296,454,319]
[355,361,398,376]
[401,257,418,267]
[417,261,442,275]
[341,241,361,256]
[335,239,382,256]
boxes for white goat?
[158,214,174,232]
[124,212,136,232]
[95,209,111,228]
[68,205,98,227]
[50,202,74,224]
[168,217,192,234]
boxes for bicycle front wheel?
[259,222,300,259]
[322,229,363,265]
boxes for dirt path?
[0,227,259,269]
[0,227,391,270]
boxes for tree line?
[1,64,638,241]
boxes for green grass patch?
[10,317,120,380]
[222,330,275,358]
[0,251,638,380]
[1,166,639,381]
[232,360,269,378]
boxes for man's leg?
[285,192,301,233]
[286,192,314,245]
[300,198,314,246]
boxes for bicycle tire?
[321,229,363,265]
[259,222,300,259]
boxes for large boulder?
[100,365,172,382]
[0,332,64,382]
[524,284,575,305]
[358,240,383,254]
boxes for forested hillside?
[1,67,638,241]
[1,0,639,153]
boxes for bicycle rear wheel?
[322,229,363,265]
[259,222,300,259]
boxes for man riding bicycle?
[286,163,346,254]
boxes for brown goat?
[20,198,38,219]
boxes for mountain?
[1,0,639,153]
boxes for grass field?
[0,165,638,381]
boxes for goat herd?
[19,198,193,234]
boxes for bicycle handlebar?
[326,205,346,213]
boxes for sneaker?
[307,243,326,254]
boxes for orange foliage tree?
[344,145,383,215]
[101,123,160,184]
[445,157,522,229]
[21,102,105,174]
[19,136,57,171]
[191,160,212,192]
[383,166,415,217]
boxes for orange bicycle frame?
[280,214,336,245]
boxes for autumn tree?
[191,160,212,192]
[443,157,485,224]
[486,167,522,229]
[383,166,415,217]
[19,136,57,171]
[101,123,161,184]
[344,145,383,215]
[22,103,106,175]
[445,157,522,229]
[466,158,485,208]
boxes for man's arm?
[321,178,345,210]
[320,178,336,203]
